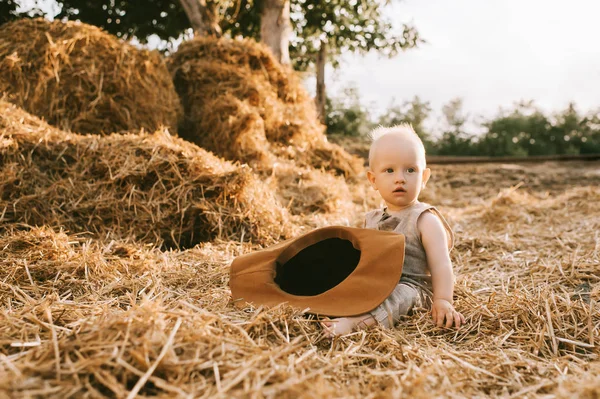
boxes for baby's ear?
[367,169,378,189]
[422,168,431,187]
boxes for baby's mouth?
[393,187,406,193]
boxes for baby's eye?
[385,168,394,173]
[406,167,416,174]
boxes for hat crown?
[230,226,405,317]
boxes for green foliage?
[55,0,190,42]
[287,0,421,71]
[435,98,478,156]
[221,0,422,71]
[220,0,259,38]
[551,103,600,154]
[0,0,45,25]
[435,131,477,156]
[577,113,600,154]
[434,99,600,157]
[325,85,373,137]
[376,96,433,150]
[472,101,600,156]
[442,97,467,131]
[7,0,420,70]
[478,101,551,156]
[0,0,18,25]
[328,88,600,157]
[3,0,226,44]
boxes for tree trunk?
[260,0,291,65]
[178,0,222,37]
[315,39,327,123]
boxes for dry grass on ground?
[4,17,597,398]
[1,155,599,398]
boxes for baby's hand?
[431,299,465,329]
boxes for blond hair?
[368,124,426,168]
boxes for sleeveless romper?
[364,202,454,328]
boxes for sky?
[328,0,600,128]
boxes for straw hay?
[269,163,354,215]
[0,18,181,135]
[167,37,363,177]
[264,162,380,230]
[0,100,291,248]
[2,18,597,398]
[1,157,598,397]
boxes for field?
[1,17,599,399]
[2,157,599,398]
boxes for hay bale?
[0,18,181,135]
[167,36,363,177]
[0,100,291,247]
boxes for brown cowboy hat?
[229,225,405,317]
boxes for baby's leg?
[320,283,426,336]
[370,283,426,328]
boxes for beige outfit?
[365,202,454,328]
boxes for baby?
[322,124,465,336]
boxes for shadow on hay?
[0,101,292,249]
[167,36,363,178]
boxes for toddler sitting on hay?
[230,124,465,336]
[321,125,465,336]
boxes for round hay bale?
[168,36,363,177]
[0,100,292,248]
[0,18,181,135]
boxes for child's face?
[367,135,431,212]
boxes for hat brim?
[230,226,405,317]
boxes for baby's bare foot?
[321,317,357,337]
[321,314,376,337]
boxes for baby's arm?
[418,211,465,328]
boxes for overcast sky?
[330,0,600,127]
